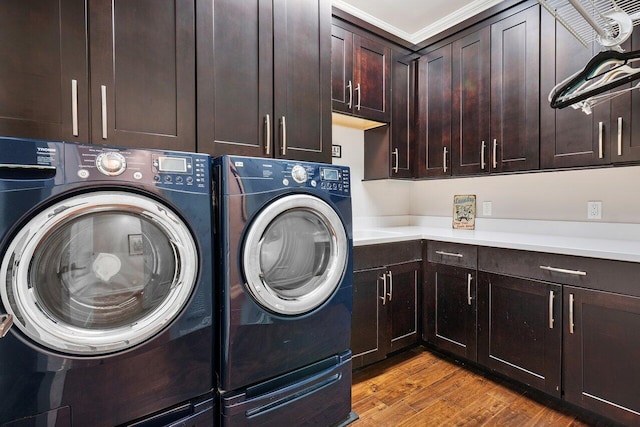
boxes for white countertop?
[352,217,640,263]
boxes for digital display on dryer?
[158,157,187,173]
[322,168,339,181]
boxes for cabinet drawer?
[427,241,477,269]
[354,240,422,271]
[478,247,640,297]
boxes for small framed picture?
[453,195,476,230]
[331,145,342,158]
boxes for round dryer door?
[243,194,348,315]
[0,191,198,355]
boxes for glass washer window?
[0,191,198,356]
[243,194,348,315]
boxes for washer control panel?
[67,144,210,193]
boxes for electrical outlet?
[587,201,602,220]
[482,201,492,216]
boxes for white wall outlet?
[482,201,492,216]
[587,201,602,220]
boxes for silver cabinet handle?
[569,293,575,334]
[387,271,393,301]
[549,290,555,329]
[617,117,623,156]
[435,250,463,258]
[280,116,287,156]
[71,79,79,137]
[0,314,13,339]
[392,148,399,174]
[481,140,486,170]
[264,114,271,155]
[467,273,473,305]
[443,147,448,173]
[355,83,361,111]
[101,85,108,139]
[539,265,587,276]
[598,121,604,159]
[492,139,497,168]
[380,273,387,305]
[347,80,353,109]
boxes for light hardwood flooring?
[351,347,614,426]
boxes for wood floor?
[350,347,613,426]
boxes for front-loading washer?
[0,137,215,426]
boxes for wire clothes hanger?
[549,49,640,113]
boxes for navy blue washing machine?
[213,155,356,426]
[0,138,216,426]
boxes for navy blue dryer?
[213,155,354,425]
[0,138,215,426]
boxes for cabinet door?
[352,34,391,123]
[610,30,640,164]
[417,45,452,178]
[490,5,540,173]
[478,272,561,397]
[351,268,389,370]
[388,261,421,352]
[273,0,331,163]
[89,0,196,151]
[197,0,273,157]
[331,26,354,115]
[564,286,640,425]
[0,0,88,142]
[451,29,490,176]
[540,8,610,168]
[424,263,477,361]
[390,51,416,178]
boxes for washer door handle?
[0,314,13,338]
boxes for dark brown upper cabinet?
[198,0,332,163]
[331,26,391,123]
[389,50,416,178]
[417,5,539,178]
[0,0,196,152]
[540,8,610,169]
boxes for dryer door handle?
[0,314,13,338]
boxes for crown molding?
[332,0,506,44]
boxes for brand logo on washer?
[234,161,244,167]
[37,147,57,153]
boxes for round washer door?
[243,194,348,315]
[0,191,198,356]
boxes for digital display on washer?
[158,157,187,173]
[322,168,340,181]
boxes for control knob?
[96,152,127,176]
[291,164,308,184]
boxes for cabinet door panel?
[564,287,640,425]
[353,35,391,122]
[90,0,195,151]
[417,45,452,178]
[424,263,476,361]
[490,6,539,172]
[451,29,490,176]
[540,9,609,168]
[0,0,88,141]
[331,26,353,114]
[273,0,331,163]
[478,272,561,397]
[389,261,420,352]
[390,51,415,178]
[351,268,388,369]
[198,0,273,157]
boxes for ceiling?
[333,0,506,44]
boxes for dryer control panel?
[225,156,350,196]
[66,144,210,193]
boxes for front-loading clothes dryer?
[213,155,355,426]
[0,137,215,427]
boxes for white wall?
[332,125,411,219]
[333,124,640,224]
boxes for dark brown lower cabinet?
[477,272,562,398]
[423,263,477,362]
[564,286,640,425]
[388,261,421,353]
